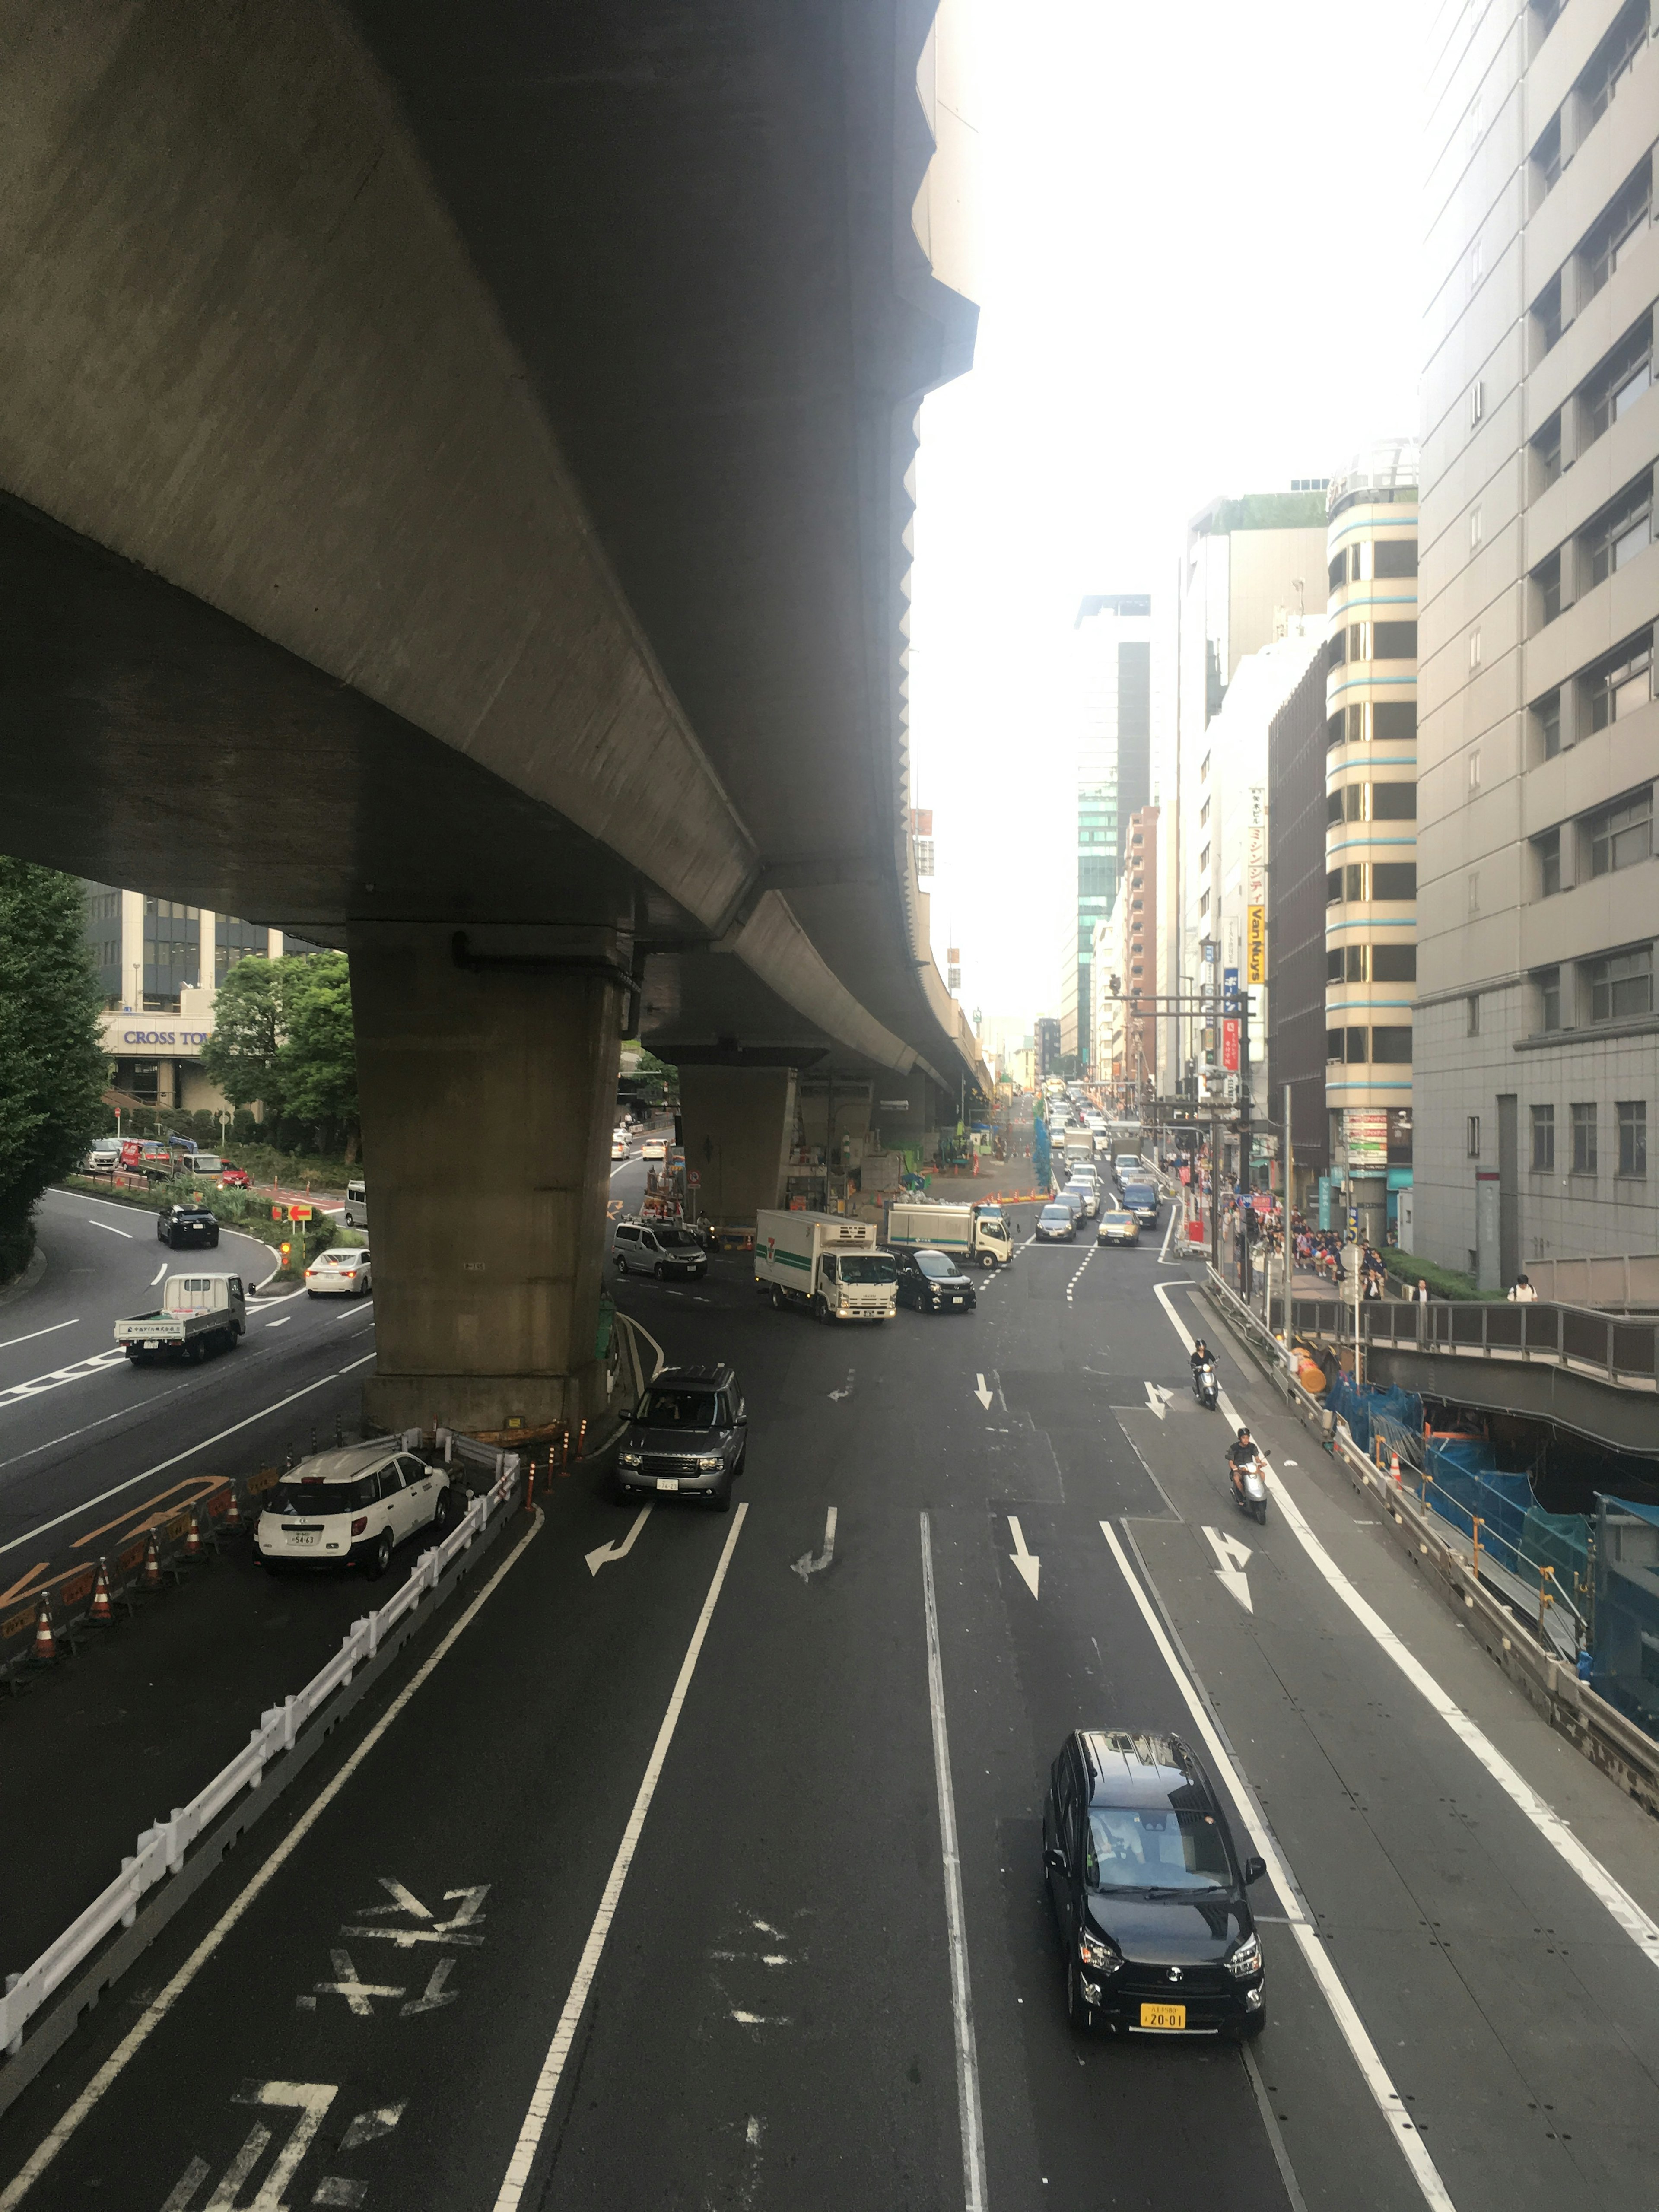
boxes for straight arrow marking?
[1007,1516,1040,1599]
[586,1506,653,1578]
[1201,1524,1254,1611]
[1144,1380,1173,1420]
[973,1374,994,1410]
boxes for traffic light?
[280,1240,292,1267]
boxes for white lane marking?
[1159,1205,1182,1263]
[829,1370,855,1402]
[0,1319,79,1354]
[339,2106,405,2152]
[150,1264,168,1286]
[584,1506,653,1578]
[792,1506,838,1582]
[1006,1516,1040,1600]
[333,1303,374,1321]
[918,1513,987,2212]
[0,1353,378,1560]
[1064,1249,1094,1304]
[492,1504,748,2211]
[265,1316,293,1330]
[1201,1524,1254,1611]
[1142,1379,1173,1421]
[1154,1278,1659,1977]
[0,1349,129,1408]
[0,1507,542,2210]
[87,1220,133,1239]
[229,2080,338,2208]
[973,1373,993,1410]
[1098,1521,1454,2212]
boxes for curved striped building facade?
[1325,440,1420,1243]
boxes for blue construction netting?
[1593,1496,1659,1738]
[1323,1376,1422,1456]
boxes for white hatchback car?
[640,1135,667,1161]
[254,1442,458,1579]
[305,1247,372,1297]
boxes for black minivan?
[1043,1729,1266,2038]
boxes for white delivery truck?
[885,1199,1012,1270]
[115,1272,248,1363]
[755,1210,896,1322]
[1062,1127,1098,1168]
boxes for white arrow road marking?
[338,2106,406,2154]
[0,1348,129,1411]
[1007,1516,1040,1599]
[1143,1380,1173,1420]
[792,1506,838,1581]
[585,1506,653,1578]
[973,1374,994,1410]
[227,2080,338,2209]
[1201,1525,1254,1611]
[829,1370,855,1400]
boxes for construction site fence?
[0,1443,524,2067]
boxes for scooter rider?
[1190,1338,1214,1378]
[1227,1426,1262,1502]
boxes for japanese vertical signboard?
[1246,904,1266,984]
[1221,1018,1240,1072]
[1246,786,1267,983]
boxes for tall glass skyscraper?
[1066,595,1152,1073]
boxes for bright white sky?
[908,0,1433,1037]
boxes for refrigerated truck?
[884,1199,1013,1270]
[754,1210,896,1321]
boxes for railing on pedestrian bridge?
[1285,1297,1659,1391]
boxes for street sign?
[1246,905,1266,983]
[1223,966,1238,997]
[687,1170,700,1188]
[1221,1018,1240,1072]
[288,1203,313,1221]
[270,1205,284,1221]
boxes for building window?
[1534,272,1563,355]
[1371,944,1417,982]
[1344,864,1367,902]
[1467,1116,1481,1160]
[214,915,267,981]
[1198,891,1209,918]
[1344,944,1370,983]
[1345,1027,1369,1064]
[1373,702,1416,743]
[1199,799,1209,827]
[1467,994,1481,1036]
[1198,844,1210,872]
[1534,550,1562,625]
[1618,1100,1648,1177]
[1470,506,1483,549]
[141,896,200,1012]
[1468,870,1481,917]
[1346,703,1368,744]
[1530,1103,1555,1171]
[1325,1028,1343,1062]
[1372,1026,1413,1063]
[1535,826,1561,897]
[1582,943,1654,1023]
[1537,966,1562,1031]
[1468,749,1482,796]
[1583,473,1652,586]
[1328,790,1344,826]
[1470,629,1483,668]
[1584,316,1653,447]
[1325,870,1341,905]
[1326,948,1344,984]
[1469,379,1484,427]
[1585,787,1653,876]
[1328,550,1348,593]
[1533,412,1563,489]
[1326,712,1345,749]
[1372,862,1417,899]
[1571,1102,1598,1174]
[1374,620,1417,659]
[1374,539,1418,578]
[1583,162,1652,306]
[1535,690,1563,760]
[1583,633,1652,731]
[1584,0,1649,126]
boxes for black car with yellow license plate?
[615,1363,747,1510]
[1036,1202,1077,1243]
[1120,1182,1161,1227]
[1096,1208,1140,1248]
[157,1202,219,1249]
[1043,1729,1266,2039]
[894,1247,977,1313]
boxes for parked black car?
[157,1203,219,1249]
[895,1248,977,1313]
[613,1220,708,1281]
[615,1362,746,1510]
[1043,1729,1266,2039]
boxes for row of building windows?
[1327,538,1418,591]
[1327,942,1417,983]
[1531,465,1652,624]
[1326,701,1417,749]
[1533,156,1651,357]
[1533,941,1653,1030]
[1530,0,1649,203]
[1326,781,1417,823]
[1532,628,1654,759]
[1522,1097,1647,1176]
[1326,861,1417,903]
[1325,1025,1413,1064]
[1328,621,1417,667]
[1532,783,1653,893]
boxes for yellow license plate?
[1139,2002,1186,2031]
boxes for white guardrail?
[1,1429,523,2059]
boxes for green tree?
[279,953,359,1158]
[0,862,108,1279]
[200,955,287,1116]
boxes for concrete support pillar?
[678,1065,798,1227]
[352,923,625,1434]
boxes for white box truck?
[115,1272,248,1363]
[885,1199,1013,1270]
[755,1210,896,1321]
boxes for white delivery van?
[343,1179,368,1228]
[114,1272,247,1362]
[885,1199,1012,1270]
[755,1210,896,1321]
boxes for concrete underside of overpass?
[0,0,985,1427]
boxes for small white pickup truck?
[115,1273,248,1363]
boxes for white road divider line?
[1154,1277,1659,1977]
[0,1350,129,1409]
[493,1504,748,2210]
[0,1319,79,1354]
[0,1353,378,1560]
[0,1505,546,2211]
[792,1506,838,1582]
[1098,1520,1455,2212]
[265,1316,292,1330]
[87,1220,132,1239]
[150,1263,168,1286]
[919,1513,987,2212]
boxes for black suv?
[158,1203,219,1249]
[615,1363,747,1510]
[1043,1729,1266,2040]
[894,1248,977,1313]
[613,1220,708,1281]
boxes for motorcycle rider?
[1190,1338,1214,1381]
[1227,1426,1263,1503]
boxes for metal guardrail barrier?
[1286,1296,1659,1387]
[0,1443,523,2060]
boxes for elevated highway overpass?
[0,0,987,1428]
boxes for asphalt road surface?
[2,1185,1657,2212]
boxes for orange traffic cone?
[1389,1449,1402,1484]
[225,1487,242,1533]
[143,1530,162,1590]
[89,1559,114,1624]
[183,1514,202,1562]
[32,1595,57,1663]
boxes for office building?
[1157,491,1332,1090]
[1035,1015,1062,1085]
[1067,594,1153,1074]
[84,884,316,1109]
[1098,806,1160,1101]
[1266,653,1334,1209]
[1325,440,1421,1244]
[1416,0,1659,1281]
